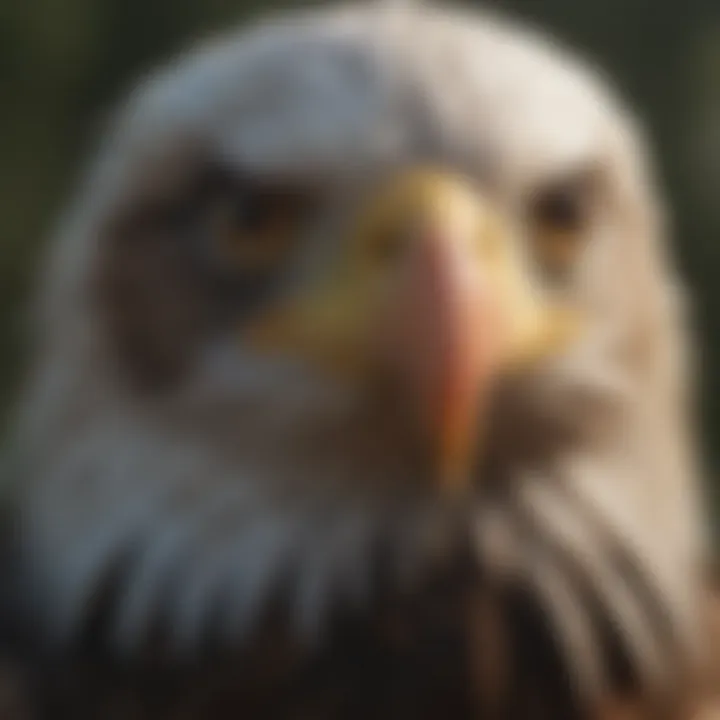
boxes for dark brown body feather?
[0,552,717,720]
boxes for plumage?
[0,2,716,718]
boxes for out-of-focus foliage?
[1,0,718,489]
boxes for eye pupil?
[531,168,599,232]
[534,186,583,231]
[236,191,289,234]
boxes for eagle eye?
[528,166,600,279]
[209,183,314,274]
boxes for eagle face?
[94,4,626,494]
[9,2,707,715]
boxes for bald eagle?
[0,3,717,718]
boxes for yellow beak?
[245,170,578,490]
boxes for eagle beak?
[246,170,579,491]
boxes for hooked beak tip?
[378,231,505,491]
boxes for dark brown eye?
[209,182,315,273]
[529,167,600,278]
[531,167,599,232]
[534,184,584,231]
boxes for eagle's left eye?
[528,167,599,279]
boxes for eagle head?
[7,3,709,717]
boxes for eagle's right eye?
[209,185,315,275]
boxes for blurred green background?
[1,0,718,509]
